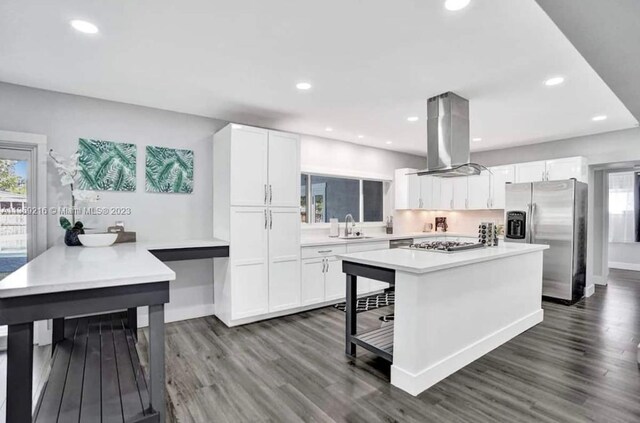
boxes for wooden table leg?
[127,307,138,341]
[7,322,33,423]
[345,274,357,356]
[149,303,165,422]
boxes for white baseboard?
[584,284,595,297]
[608,262,640,272]
[216,290,385,327]
[589,274,607,286]
[390,309,544,396]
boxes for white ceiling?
[0,0,636,156]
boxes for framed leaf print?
[145,146,194,193]
[77,138,137,191]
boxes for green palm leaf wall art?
[77,138,137,191]
[145,146,194,193]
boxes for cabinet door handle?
[487,198,490,209]
[318,249,333,253]
[264,184,268,204]
[450,199,453,209]
[269,210,273,229]
[264,210,267,229]
[325,259,329,273]
[465,198,468,209]
[269,184,273,204]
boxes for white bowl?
[78,233,118,247]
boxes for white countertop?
[337,243,548,274]
[301,232,473,247]
[142,238,229,250]
[0,243,179,298]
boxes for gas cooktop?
[403,241,486,253]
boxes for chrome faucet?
[344,214,355,237]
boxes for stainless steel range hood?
[416,92,485,177]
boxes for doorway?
[607,170,640,272]
[0,131,47,348]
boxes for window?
[608,171,635,242]
[300,174,384,223]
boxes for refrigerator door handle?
[526,203,532,243]
[529,203,536,243]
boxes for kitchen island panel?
[391,250,544,395]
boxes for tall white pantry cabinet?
[213,124,301,327]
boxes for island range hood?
[416,92,486,177]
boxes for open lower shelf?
[34,312,158,423]
[352,323,394,363]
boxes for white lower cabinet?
[324,257,344,301]
[301,259,325,306]
[301,256,344,304]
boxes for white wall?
[472,127,640,166]
[301,134,425,180]
[609,242,640,271]
[0,82,226,325]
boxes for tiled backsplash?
[393,210,505,235]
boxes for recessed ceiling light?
[296,82,312,90]
[544,76,565,86]
[472,137,482,142]
[325,127,333,132]
[357,135,364,139]
[385,141,393,145]
[70,20,99,34]
[445,0,471,11]
[407,116,419,122]
[592,115,608,121]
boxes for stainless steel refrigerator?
[504,179,588,304]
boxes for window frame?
[300,172,387,226]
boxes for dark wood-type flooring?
[135,270,640,422]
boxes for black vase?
[64,229,84,246]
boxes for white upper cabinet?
[393,157,586,211]
[489,165,515,209]
[394,168,420,209]
[452,177,468,209]
[419,176,435,209]
[515,160,547,183]
[437,178,454,210]
[467,172,491,209]
[546,157,587,182]
[268,131,301,208]
[230,126,269,206]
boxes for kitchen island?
[338,242,548,396]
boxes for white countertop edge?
[337,244,549,274]
[0,271,176,298]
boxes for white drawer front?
[346,241,389,253]
[301,244,347,259]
